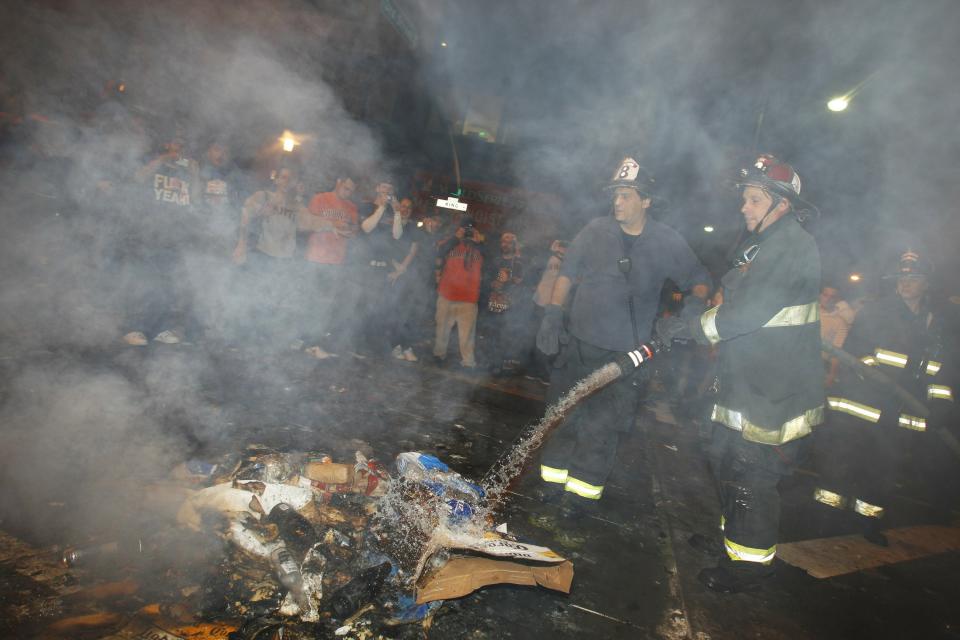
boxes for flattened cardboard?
[416,556,574,603]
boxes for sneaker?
[391,345,405,360]
[153,330,182,344]
[123,331,148,346]
[402,348,418,362]
[431,355,445,366]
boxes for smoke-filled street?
[2,0,960,638]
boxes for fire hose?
[480,339,664,509]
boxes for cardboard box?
[416,556,574,603]
[303,462,352,484]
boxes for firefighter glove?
[536,304,566,355]
[656,316,690,343]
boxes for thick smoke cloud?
[0,0,403,544]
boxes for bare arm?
[361,200,389,234]
[233,191,267,260]
[548,275,573,307]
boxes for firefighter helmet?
[735,154,818,217]
[606,156,658,198]
[885,249,934,279]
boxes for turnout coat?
[691,215,825,445]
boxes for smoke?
[0,0,409,547]
[0,360,189,539]
[1,0,957,552]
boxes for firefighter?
[685,154,824,592]
[813,250,954,545]
[535,156,710,511]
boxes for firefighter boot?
[533,481,566,505]
[559,492,600,518]
[687,533,724,556]
[697,558,775,593]
[862,519,889,547]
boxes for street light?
[279,130,298,152]
[849,273,862,282]
[827,96,849,112]
[441,41,448,48]
[827,70,880,113]
[703,225,715,233]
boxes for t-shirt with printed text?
[306,191,359,264]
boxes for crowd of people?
[64,117,571,381]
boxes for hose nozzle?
[614,338,662,374]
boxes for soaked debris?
[20,444,572,639]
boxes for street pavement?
[0,341,958,638]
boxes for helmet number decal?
[616,158,641,181]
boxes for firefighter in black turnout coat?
[686,155,824,592]
[814,250,955,545]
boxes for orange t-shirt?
[306,192,358,264]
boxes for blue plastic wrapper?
[387,595,444,624]
[395,452,485,522]
[446,499,474,520]
[396,452,485,499]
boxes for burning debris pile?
[47,446,573,639]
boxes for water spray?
[479,339,664,513]
[375,340,663,583]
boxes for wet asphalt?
[1,340,959,639]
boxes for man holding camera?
[433,215,485,370]
[535,157,710,510]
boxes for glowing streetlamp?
[279,130,299,152]
[849,273,862,282]
[827,70,880,113]
[441,41,448,48]
[827,96,849,112]
[703,225,715,233]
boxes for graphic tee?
[247,191,300,258]
[151,158,193,207]
[306,192,358,264]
